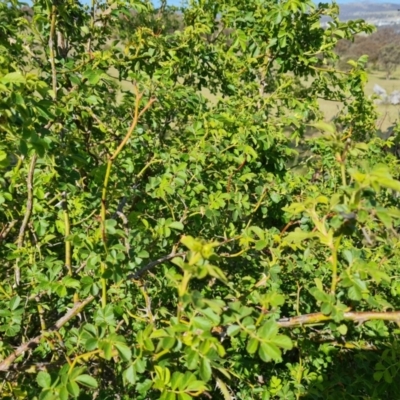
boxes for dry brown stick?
[0,220,17,243]
[277,311,400,328]
[15,154,38,286]
[0,296,95,372]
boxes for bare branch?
[277,311,400,328]
[0,220,17,243]
[0,296,95,372]
[128,252,186,280]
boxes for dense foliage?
[1,0,400,399]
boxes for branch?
[99,90,156,308]
[49,5,57,99]
[0,220,17,243]
[0,296,95,372]
[15,154,38,286]
[277,311,400,328]
[128,252,186,280]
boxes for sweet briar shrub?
[1,0,400,399]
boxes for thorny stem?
[15,154,38,286]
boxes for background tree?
[379,42,400,79]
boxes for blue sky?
[156,1,400,5]
[157,0,399,4]
[79,0,400,5]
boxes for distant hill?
[322,2,400,26]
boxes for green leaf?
[246,338,259,354]
[124,365,137,384]
[258,342,282,362]
[9,296,21,311]
[67,381,80,397]
[171,372,185,390]
[181,235,201,251]
[137,249,149,258]
[105,219,117,235]
[227,325,241,337]
[37,371,51,388]
[75,374,98,388]
[193,317,213,331]
[169,221,184,230]
[161,336,176,350]
[185,380,207,392]
[199,358,212,382]
[83,69,103,85]
[337,324,348,335]
[114,342,132,361]
[59,385,69,400]
[258,320,278,339]
[186,349,199,370]
[272,334,293,350]
[255,240,268,250]
[1,71,26,84]
[376,210,392,229]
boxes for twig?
[128,252,186,280]
[99,88,156,308]
[277,311,400,328]
[49,5,57,99]
[15,154,38,286]
[62,191,72,275]
[0,296,95,372]
[0,220,17,243]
